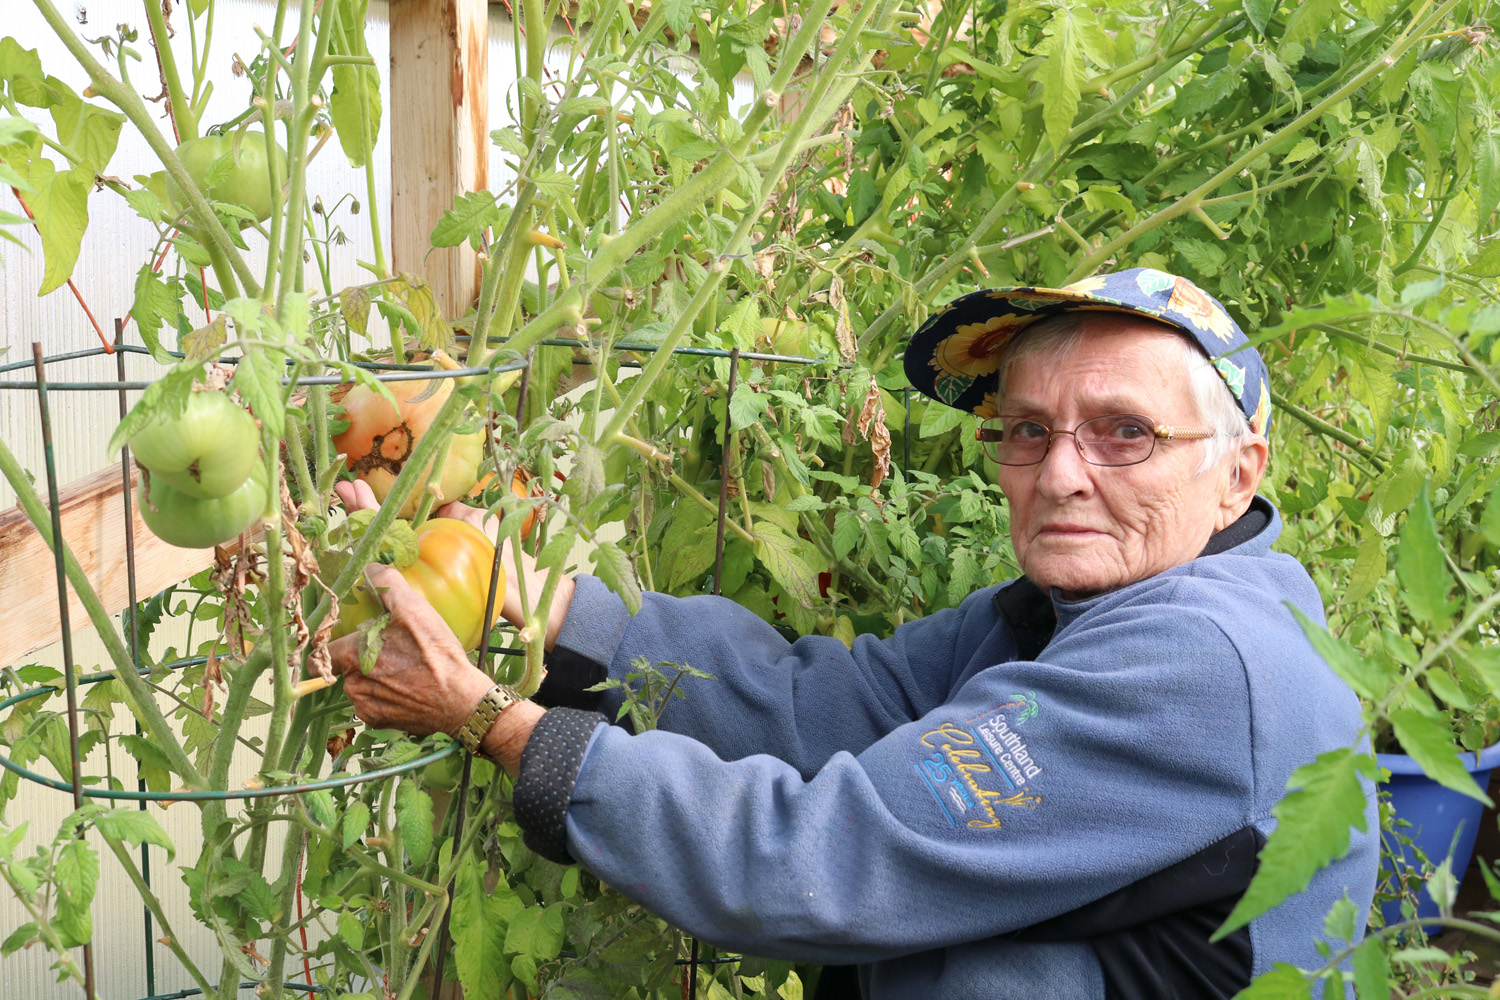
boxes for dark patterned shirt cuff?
[513,707,605,865]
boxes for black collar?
[990,497,1273,660]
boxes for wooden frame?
[0,461,227,668]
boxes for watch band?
[457,683,523,756]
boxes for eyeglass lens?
[983,414,1157,467]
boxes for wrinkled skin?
[329,481,570,772]
[993,318,1268,599]
[327,562,543,774]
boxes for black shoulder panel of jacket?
[1013,825,1264,1000]
[534,644,609,712]
[991,576,1057,661]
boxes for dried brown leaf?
[843,380,891,489]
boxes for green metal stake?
[32,341,97,1000]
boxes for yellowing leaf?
[754,525,821,609]
[1282,138,1321,165]
[22,159,89,296]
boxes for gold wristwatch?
[456,683,523,756]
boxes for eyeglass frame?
[974,413,1216,468]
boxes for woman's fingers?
[433,498,501,536]
[333,479,380,512]
[329,563,490,736]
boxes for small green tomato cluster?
[131,391,266,548]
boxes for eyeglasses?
[975,414,1215,467]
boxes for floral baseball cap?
[902,267,1272,436]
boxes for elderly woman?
[332,268,1378,1000]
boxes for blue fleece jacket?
[521,499,1378,999]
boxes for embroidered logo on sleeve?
[914,693,1043,830]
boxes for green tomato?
[166,129,288,227]
[138,463,268,549]
[129,391,260,499]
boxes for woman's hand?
[327,564,492,737]
[333,480,576,649]
[327,563,544,775]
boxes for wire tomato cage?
[0,324,914,999]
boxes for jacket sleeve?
[545,574,1008,775]
[553,594,1259,965]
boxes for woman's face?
[993,319,1259,599]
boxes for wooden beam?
[0,461,227,669]
[390,0,490,317]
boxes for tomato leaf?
[1395,485,1455,627]
[1389,707,1490,804]
[430,190,502,249]
[1234,963,1311,1000]
[338,908,363,950]
[1035,7,1086,153]
[395,781,434,866]
[1216,748,1374,939]
[357,613,390,675]
[92,808,176,862]
[390,273,455,353]
[729,386,768,430]
[504,904,565,961]
[50,95,123,180]
[0,922,36,957]
[452,855,517,1000]
[591,540,642,615]
[342,801,370,850]
[53,837,98,947]
[233,348,287,440]
[132,265,179,363]
[182,314,228,363]
[340,285,371,338]
[21,158,90,296]
[1352,936,1389,1000]
[1290,605,1387,701]
[330,64,382,168]
[754,525,821,609]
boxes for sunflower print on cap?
[1062,275,1111,295]
[1166,277,1237,343]
[928,312,1037,379]
[1250,381,1271,435]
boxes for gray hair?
[994,312,1250,476]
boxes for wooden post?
[390,0,490,316]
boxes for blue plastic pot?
[1377,741,1500,930]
